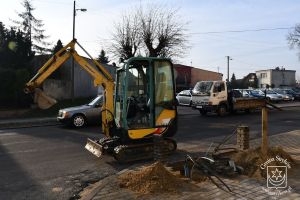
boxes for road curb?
[0,117,58,129]
[79,175,117,200]
[78,163,148,200]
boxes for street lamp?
[71,0,87,100]
[226,56,233,82]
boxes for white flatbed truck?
[191,81,265,116]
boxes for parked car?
[235,89,252,98]
[262,90,283,102]
[281,89,300,100]
[273,89,294,101]
[292,87,300,93]
[246,89,265,99]
[176,90,192,106]
[57,95,103,128]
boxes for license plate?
[196,105,202,108]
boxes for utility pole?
[71,0,86,101]
[226,56,232,82]
[71,0,75,101]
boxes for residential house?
[256,68,296,88]
[234,73,258,89]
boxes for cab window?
[213,82,225,93]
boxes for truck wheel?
[199,109,207,116]
[218,104,227,116]
[72,114,86,128]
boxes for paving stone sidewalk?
[80,130,300,200]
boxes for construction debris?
[119,162,189,194]
[230,146,294,179]
[184,155,232,192]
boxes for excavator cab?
[114,57,177,138]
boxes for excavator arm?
[25,39,115,137]
[71,46,115,137]
[25,40,75,93]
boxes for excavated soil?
[230,146,294,179]
[119,162,195,194]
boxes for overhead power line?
[190,27,294,35]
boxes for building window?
[260,73,267,78]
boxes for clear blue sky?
[1,0,300,80]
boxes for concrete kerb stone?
[79,175,117,200]
[0,117,58,129]
[79,162,147,200]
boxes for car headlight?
[59,110,69,118]
[62,111,69,118]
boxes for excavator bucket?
[34,88,57,109]
[85,138,103,157]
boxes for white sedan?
[176,90,192,106]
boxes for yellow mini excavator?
[25,39,178,162]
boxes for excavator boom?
[24,39,115,138]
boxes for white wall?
[271,70,296,87]
[256,69,296,88]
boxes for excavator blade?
[34,88,57,109]
[85,138,103,157]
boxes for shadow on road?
[0,126,132,200]
[0,137,49,199]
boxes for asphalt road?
[176,106,300,142]
[0,106,299,199]
[0,126,128,200]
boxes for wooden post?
[261,107,268,155]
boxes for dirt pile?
[119,162,187,194]
[231,146,294,179]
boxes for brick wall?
[191,67,223,86]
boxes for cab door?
[123,58,177,139]
[212,82,227,104]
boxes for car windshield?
[266,91,277,94]
[193,81,213,93]
[88,96,103,106]
[251,91,260,95]
[275,90,284,94]
[285,90,294,94]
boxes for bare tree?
[111,12,141,60]
[139,5,187,58]
[111,3,187,60]
[287,24,300,58]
